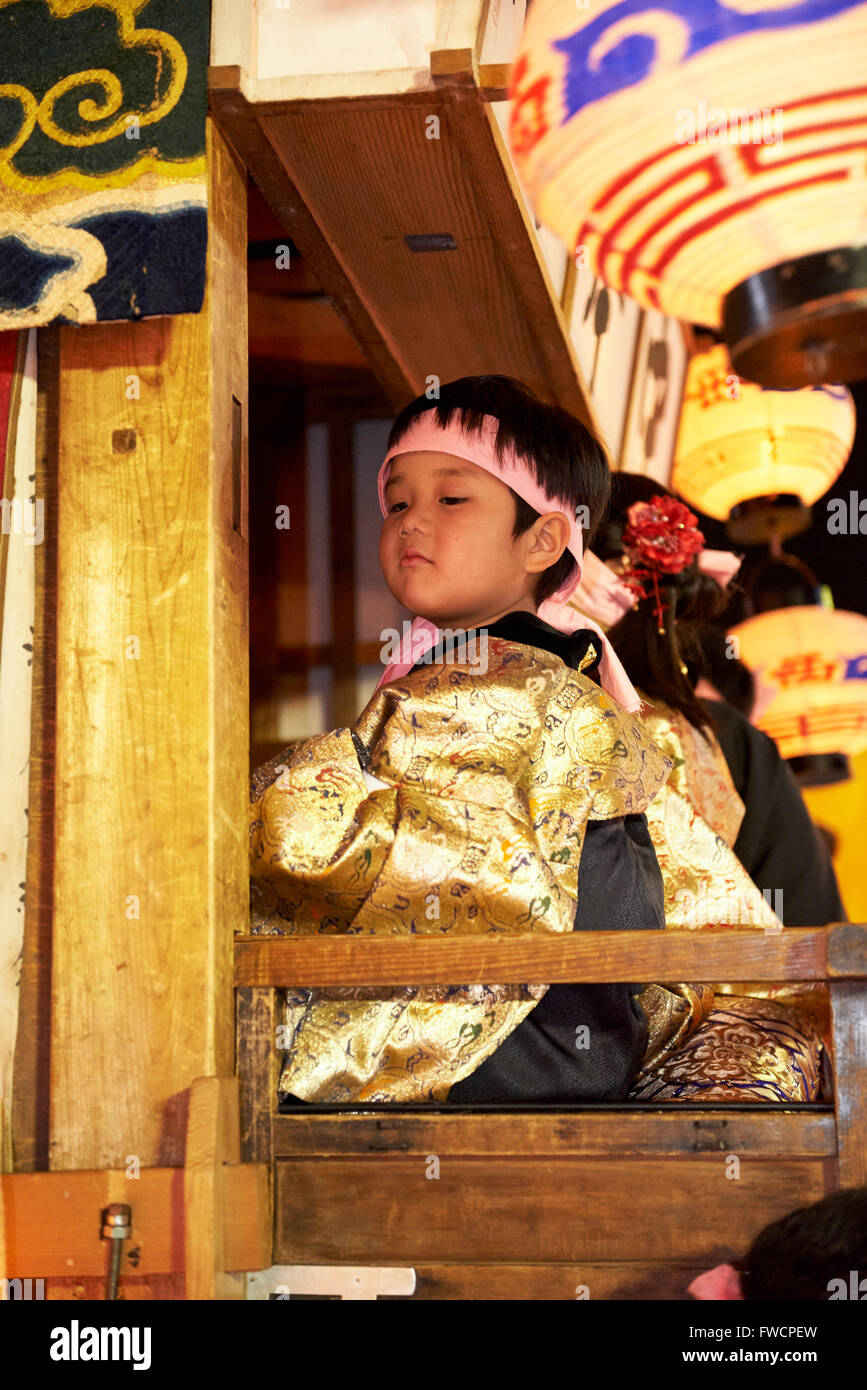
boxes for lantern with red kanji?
[730,607,867,782]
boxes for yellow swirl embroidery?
[0,0,188,186]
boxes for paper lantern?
[508,0,867,387]
[672,345,855,541]
[730,607,867,771]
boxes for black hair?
[691,621,756,718]
[593,473,729,738]
[387,375,612,607]
[736,1187,867,1300]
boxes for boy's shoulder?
[356,634,673,819]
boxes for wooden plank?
[259,98,578,408]
[271,1110,836,1159]
[234,928,835,987]
[0,335,35,1176]
[435,80,591,421]
[48,116,248,1171]
[274,1157,831,1264]
[184,1077,245,1300]
[209,67,594,416]
[229,1159,272,1276]
[236,987,280,1165]
[11,329,57,1175]
[390,1263,720,1301]
[0,1162,268,1279]
[208,78,414,409]
[830,980,867,1187]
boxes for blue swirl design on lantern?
[552,0,865,122]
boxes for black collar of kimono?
[483,610,601,681]
[410,610,601,683]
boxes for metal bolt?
[101,1203,132,1300]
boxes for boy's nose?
[398,506,428,534]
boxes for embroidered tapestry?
[0,0,210,329]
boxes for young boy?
[250,375,673,1104]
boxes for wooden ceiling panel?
[259,95,580,410]
[210,62,593,419]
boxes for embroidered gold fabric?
[630,995,823,1102]
[250,638,673,1102]
[629,697,827,1098]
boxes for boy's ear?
[524,511,571,574]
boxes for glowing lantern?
[508,0,867,387]
[672,344,855,542]
[730,607,867,778]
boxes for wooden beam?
[272,1110,836,1159]
[48,116,248,1171]
[233,927,845,988]
[209,70,593,416]
[0,1161,268,1279]
[208,76,414,410]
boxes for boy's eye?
[387,495,468,513]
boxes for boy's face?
[379,450,561,629]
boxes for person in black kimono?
[590,471,845,931]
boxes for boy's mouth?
[400,549,431,566]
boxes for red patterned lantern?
[509,1,867,387]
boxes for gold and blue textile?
[0,0,209,328]
[250,637,673,1102]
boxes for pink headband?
[375,412,642,712]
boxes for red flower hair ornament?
[619,496,705,633]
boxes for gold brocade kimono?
[249,637,672,1102]
[629,696,828,1101]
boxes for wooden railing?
[233,923,867,1190]
[234,924,862,987]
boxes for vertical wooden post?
[830,980,867,1188]
[828,924,867,1188]
[184,1076,246,1300]
[236,987,280,1166]
[48,117,248,1185]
